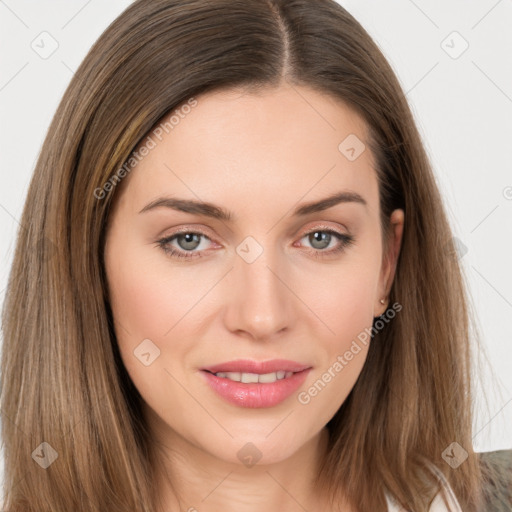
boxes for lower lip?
[201,369,311,408]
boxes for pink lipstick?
[200,359,311,408]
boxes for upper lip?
[201,359,311,374]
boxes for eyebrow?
[138,190,367,221]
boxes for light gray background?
[0,1,511,488]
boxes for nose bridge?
[224,235,292,339]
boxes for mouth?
[201,358,311,375]
[203,369,296,383]
[200,359,312,408]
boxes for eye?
[156,226,355,261]
[156,230,214,260]
[297,227,355,258]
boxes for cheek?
[104,240,187,377]
[301,257,379,341]
[293,258,379,424]
[297,340,369,432]
[105,239,208,341]
[105,239,224,398]
[295,288,374,431]
[104,244,203,423]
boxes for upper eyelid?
[159,225,350,248]
[163,221,349,238]
[163,224,347,237]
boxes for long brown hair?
[0,1,494,510]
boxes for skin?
[104,82,404,512]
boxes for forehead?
[117,84,379,218]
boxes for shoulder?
[426,463,463,512]
[385,464,462,512]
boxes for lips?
[200,359,312,408]
[201,359,311,374]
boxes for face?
[104,83,403,467]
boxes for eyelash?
[155,227,355,261]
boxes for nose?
[222,245,294,341]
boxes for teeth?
[214,371,294,383]
[241,372,259,383]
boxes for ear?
[375,209,404,317]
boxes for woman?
[0,1,495,510]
